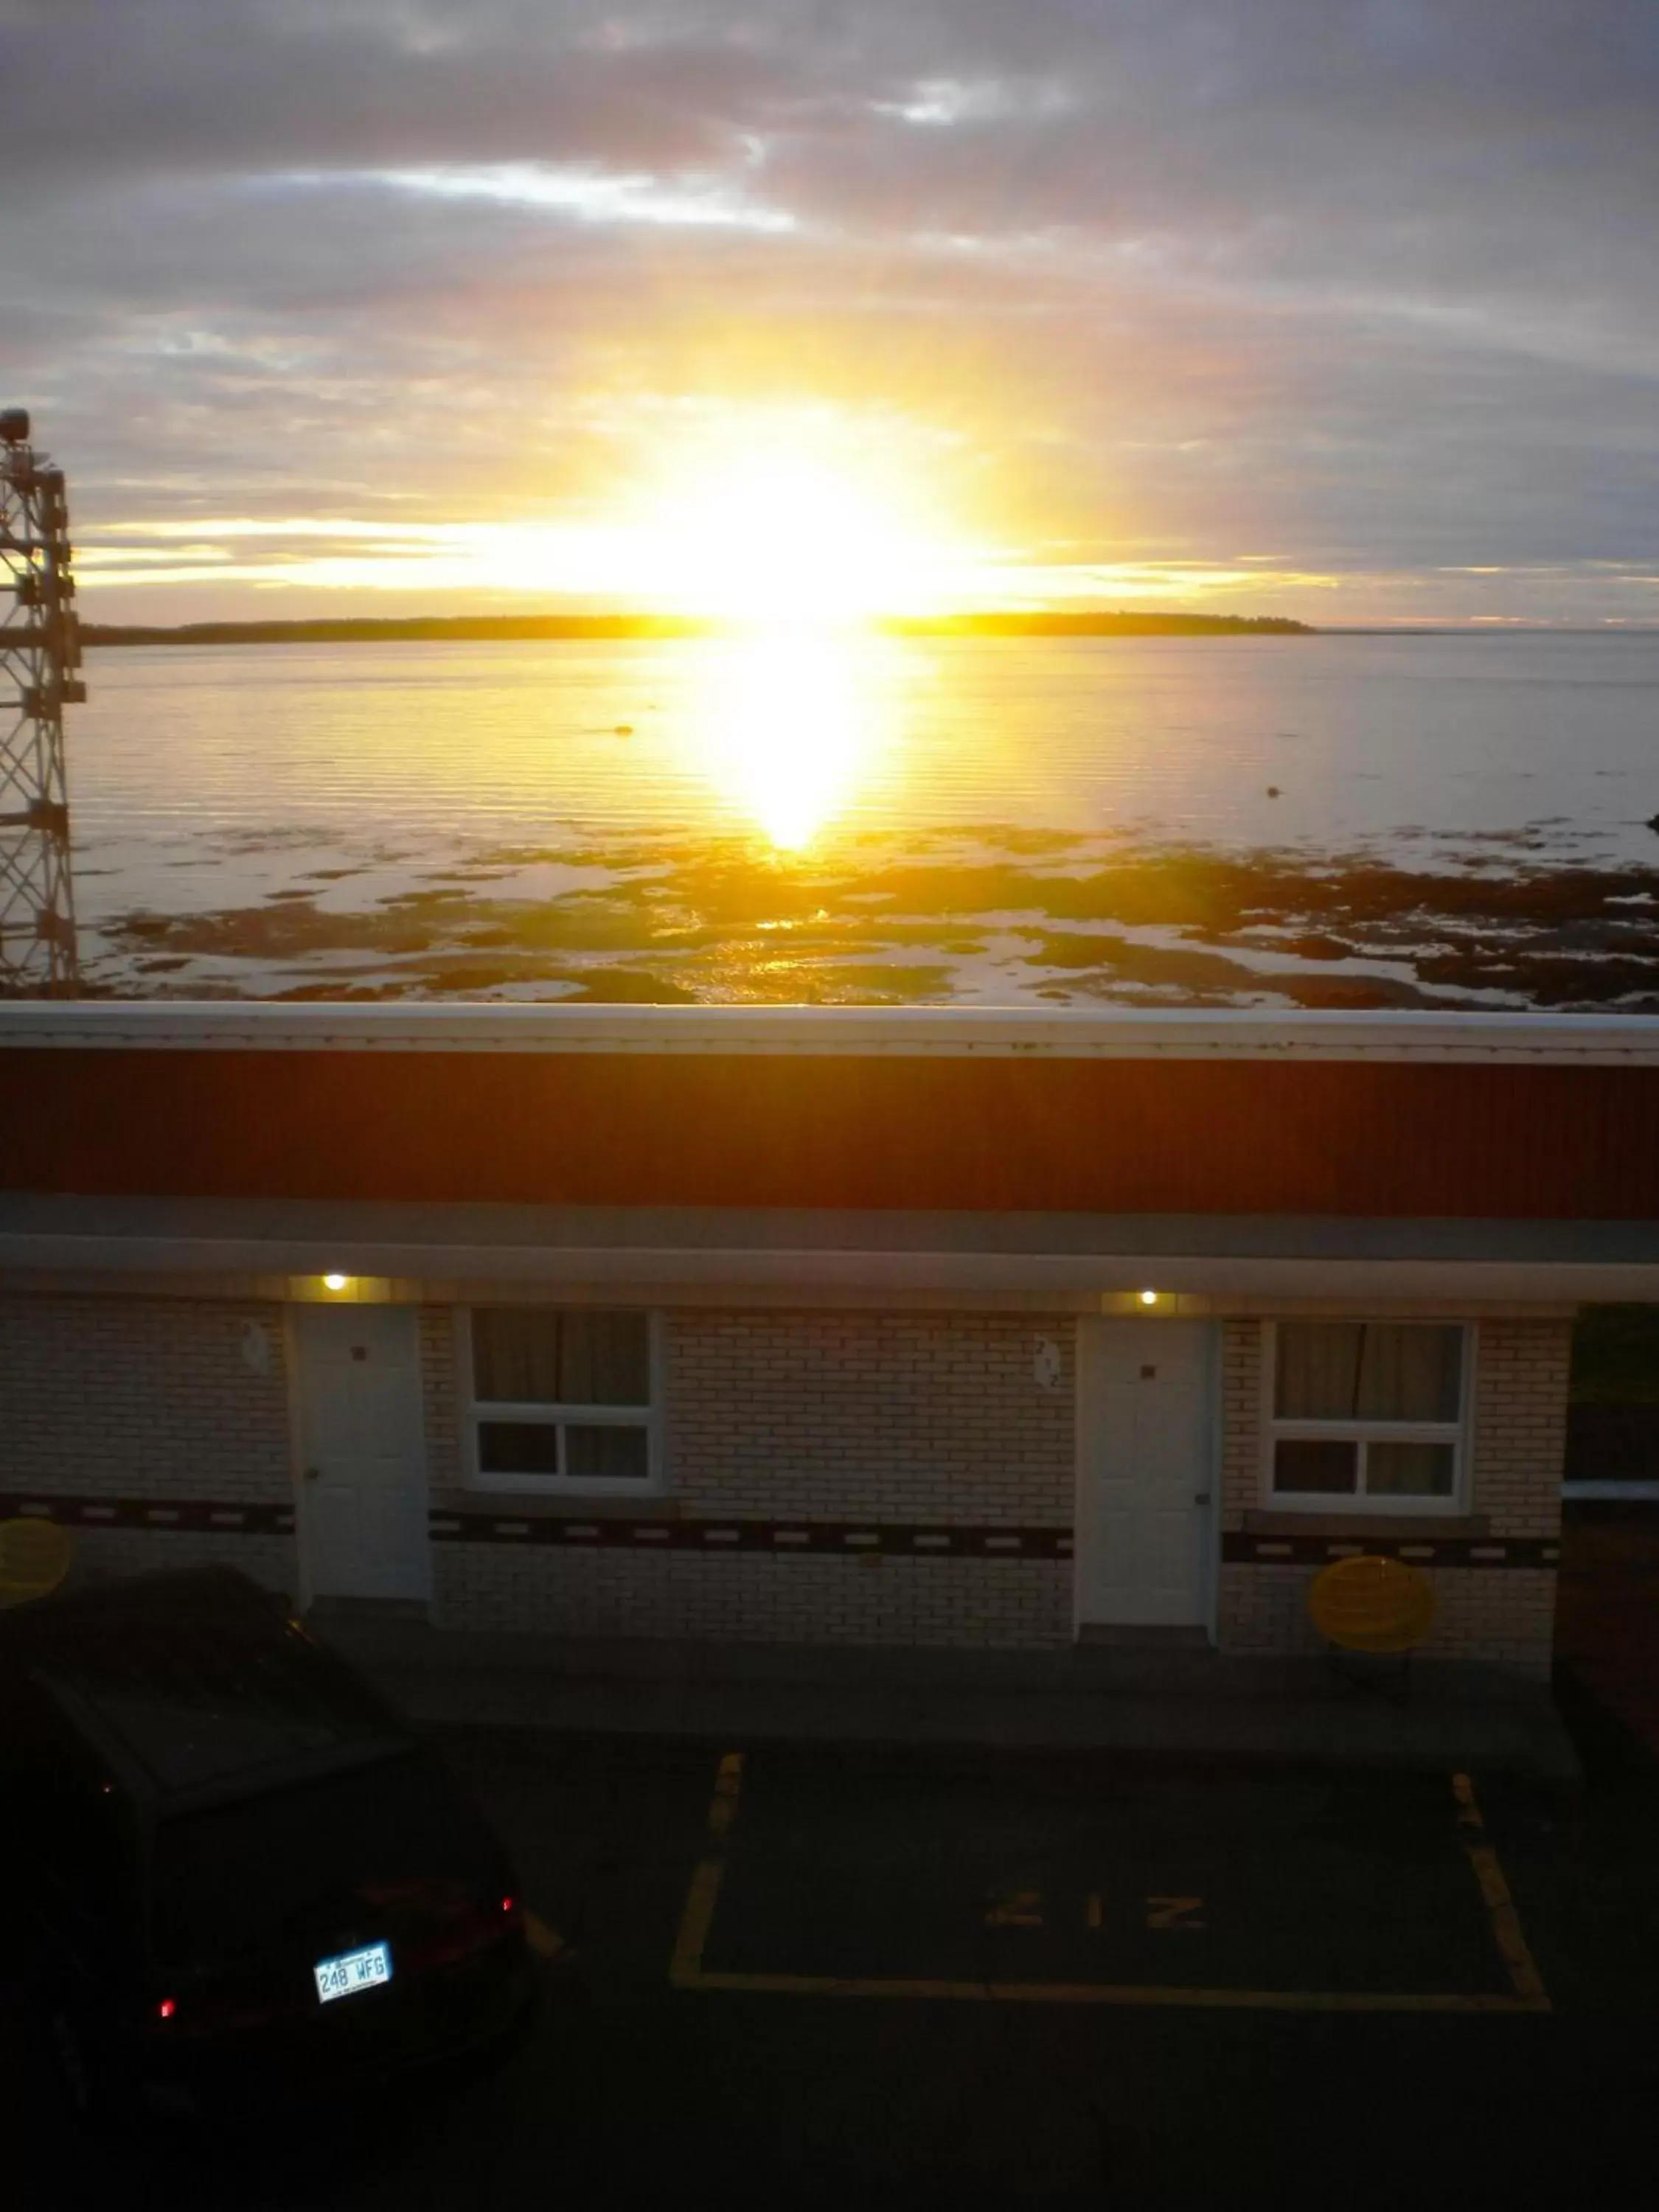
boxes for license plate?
[313,1942,392,2005]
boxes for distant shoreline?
[80,611,1313,647]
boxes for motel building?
[2,1002,1657,1688]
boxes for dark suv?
[0,1566,535,2121]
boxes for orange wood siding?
[5,1048,1659,1217]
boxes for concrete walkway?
[309,1611,1584,1792]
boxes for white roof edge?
[0,1235,1651,1301]
[2,1001,1659,1063]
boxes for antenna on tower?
[0,407,83,996]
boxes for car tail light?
[149,1983,288,2037]
[501,1896,515,1915]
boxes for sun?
[383,411,990,621]
[622,422,974,623]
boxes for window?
[462,1307,660,1494]
[1264,1321,1470,1512]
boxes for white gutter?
[0,1232,1649,1301]
[2,1001,1659,1062]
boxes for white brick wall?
[1,1292,1569,1674]
[667,1310,1074,1523]
[0,1294,292,1501]
[1220,1318,1263,1534]
[0,1293,296,1595]
[1217,1317,1568,1674]
[420,1305,461,1491]
[64,1526,299,1603]
[1468,1319,1571,1542]
[1216,1565,1557,1679]
[433,1545,1070,1648]
[425,1305,1076,1644]
[422,1304,1077,1527]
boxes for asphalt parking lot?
[673,1748,1540,2007]
[19,1700,1659,2211]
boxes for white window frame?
[1259,1319,1475,1517]
[457,1305,667,1498]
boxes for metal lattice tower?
[1,408,83,996]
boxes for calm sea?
[63,631,1659,1007]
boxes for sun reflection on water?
[686,624,899,850]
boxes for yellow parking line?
[1451,1773,1550,2009]
[669,1750,744,1988]
[669,1752,1552,2013]
[683,1972,1545,2011]
[523,1910,565,1961]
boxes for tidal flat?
[91,827,1659,1011]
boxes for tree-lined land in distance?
[80,611,1312,647]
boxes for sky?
[3,0,1658,626]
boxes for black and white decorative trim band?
[1222,1532,1560,1571]
[0,1493,296,1537]
[428,1512,1074,1558]
[0,1495,1562,1571]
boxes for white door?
[293,1305,429,1603]
[1074,1319,1214,1631]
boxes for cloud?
[3,0,1656,620]
[0,2,788,188]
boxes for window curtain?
[1274,1324,1461,1422]
[473,1310,650,1406]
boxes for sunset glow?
[82,416,994,622]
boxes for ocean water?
[62,630,1659,1007]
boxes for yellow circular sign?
[0,1517,76,1607]
[1307,1554,1436,1654]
